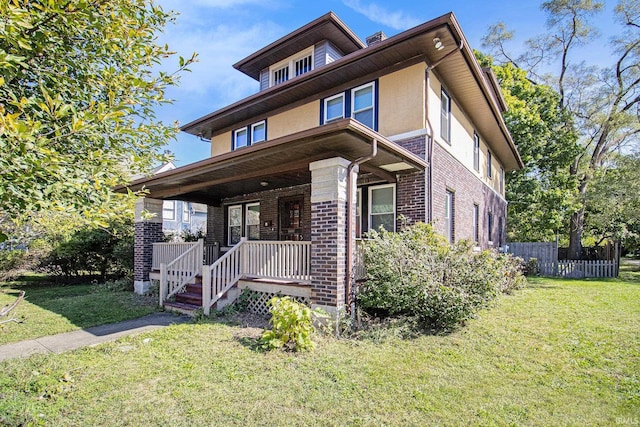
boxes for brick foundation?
[309,157,351,311]
[133,198,163,294]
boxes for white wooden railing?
[152,242,197,271]
[202,239,245,315]
[243,241,311,281]
[159,239,203,306]
[202,239,312,315]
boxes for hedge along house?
[118,12,523,316]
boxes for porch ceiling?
[116,119,427,205]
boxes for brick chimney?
[366,31,387,46]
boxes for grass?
[0,278,158,345]
[0,264,638,426]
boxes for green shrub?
[0,250,26,273]
[41,218,133,280]
[260,296,316,352]
[358,223,525,333]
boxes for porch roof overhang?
[115,119,427,205]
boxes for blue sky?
[154,0,620,166]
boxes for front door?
[279,197,304,241]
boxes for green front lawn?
[1,268,638,426]
[0,279,158,345]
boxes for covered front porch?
[120,119,427,315]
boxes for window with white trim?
[441,89,451,143]
[473,132,480,171]
[369,184,395,232]
[473,204,480,244]
[228,205,242,245]
[246,203,260,240]
[163,200,175,221]
[445,190,455,242]
[269,47,314,87]
[322,81,377,130]
[324,93,345,122]
[251,121,266,144]
[352,82,375,129]
[233,120,267,150]
[233,128,248,150]
[487,212,494,243]
[294,54,312,76]
[487,149,493,178]
[183,202,190,223]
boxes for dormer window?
[269,46,314,87]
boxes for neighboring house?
[119,12,523,315]
[155,163,208,237]
[134,162,208,237]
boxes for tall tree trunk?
[568,208,584,260]
[567,174,590,260]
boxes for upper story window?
[441,89,451,143]
[500,166,504,193]
[251,121,266,143]
[321,80,378,130]
[324,93,345,122]
[473,132,480,171]
[233,120,267,150]
[269,47,314,87]
[487,149,493,178]
[352,82,375,129]
[272,66,289,86]
[234,128,248,150]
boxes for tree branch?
[0,290,25,317]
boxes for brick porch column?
[309,157,351,314]
[134,198,164,294]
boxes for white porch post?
[134,198,164,295]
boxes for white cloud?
[343,0,420,31]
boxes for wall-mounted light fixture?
[433,37,444,51]
[260,181,269,187]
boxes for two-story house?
[121,12,523,316]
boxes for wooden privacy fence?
[536,260,618,278]
[507,242,619,278]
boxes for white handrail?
[202,240,312,315]
[202,238,246,315]
[159,239,203,306]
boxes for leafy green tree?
[483,0,640,257]
[476,53,581,242]
[0,0,195,241]
[585,152,640,251]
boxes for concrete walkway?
[0,312,190,362]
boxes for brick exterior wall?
[133,221,163,281]
[310,200,347,307]
[394,135,427,228]
[431,142,507,248]
[206,184,312,246]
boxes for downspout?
[425,39,464,223]
[346,139,378,325]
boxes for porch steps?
[164,280,203,316]
[162,279,242,315]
